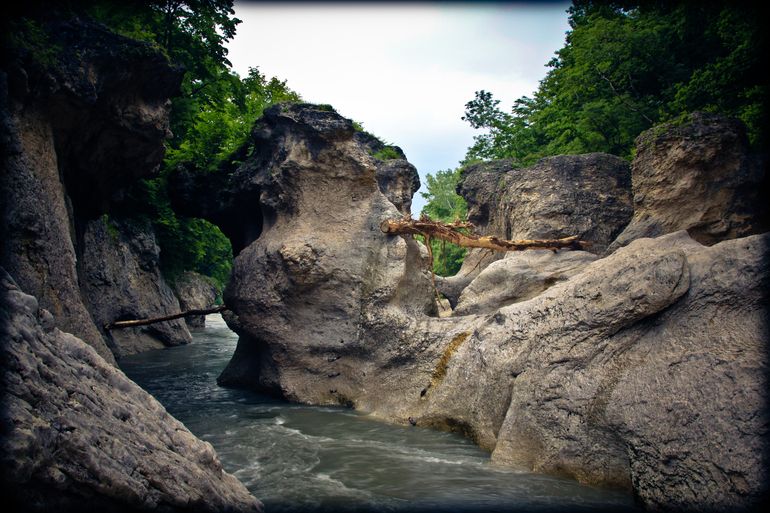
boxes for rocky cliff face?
[173,271,221,328]
[81,217,191,356]
[608,112,769,252]
[1,267,262,512]
[203,102,769,511]
[1,8,254,510]
[0,8,187,361]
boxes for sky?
[225,1,573,213]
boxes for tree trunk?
[104,305,228,330]
[380,218,593,252]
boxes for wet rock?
[608,112,769,252]
[80,217,191,358]
[0,266,262,513]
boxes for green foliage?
[370,147,400,161]
[88,1,300,288]
[2,17,62,66]
[463,0,767,165]
[111,171,233,289]
[419,168,469,277]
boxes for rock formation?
[1,7,254,510]
[80,217,191,356]
[196,102,769,511]
[0,7,188,361]
[1,267,262,512]
[608,112,769,252]
[442,153,633,310]
[173,272,221,328]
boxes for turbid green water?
[120,314,641,513]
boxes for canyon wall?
[1,8,191,361]
[199,105,768,511]
[1,7,258,511]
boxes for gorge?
[2,4,769,513]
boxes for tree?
[88,1,301,288]
[463,0,767,165]
[419,168,468,276]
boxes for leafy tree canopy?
[463,0,767,167]
[88,0,302,288]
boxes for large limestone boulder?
[488,231,770,511]
[173,272,221,328]
[80,217,191,357]
[207,103,434,398]
[0,267,262,513]
[608,112,769,252]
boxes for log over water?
[104,305,228,330]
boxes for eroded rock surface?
[452,249,599,316]
[0,7,184,362]
[210,103,434,397]
[490,232,770,511]
[458,153,633,255]
[609,112,769,252]
[0,267,262,513]
[439,153,633,308]
[208,104,769,511]
[173,272,221,328]
[80,217,191,357]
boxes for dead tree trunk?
[380,217,593,252]
[104,305,228,330]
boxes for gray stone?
[211,103,435,396]
[1,9,184,364]
[457,153,634,256]
[1,266,262,513]
[80,217,191,358]
[452,249,599,316]
[608,112,769,253]
[488,232,770,511]
[438,153,634,308]
[173,272,221,328]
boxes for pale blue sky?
[226,1,573,213]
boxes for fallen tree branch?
[104,305,228,330]
[380,217,593,252]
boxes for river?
[120,314,641,513]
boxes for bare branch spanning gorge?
[380,216,593,252]
[104,306,228,330]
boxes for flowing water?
[120,314,641,513]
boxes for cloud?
[227,1,572,212]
